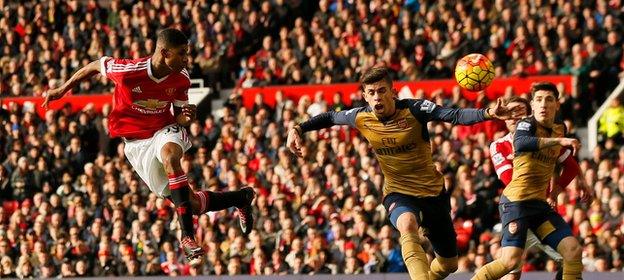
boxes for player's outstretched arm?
[419,98,524,125]
[576,173,594,202]
[534,137,580,153]
[287,109,359,157]
[549,153,581,206]
[550,173,593,207]
[558,152,593,202]
[513,119,581,155]
[42,60,102,109]
[521,137,580,154]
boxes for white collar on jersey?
[147,58,169,83]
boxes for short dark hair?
[506,96,531,115]
[530,82,559,99]
[156,28,188,48]
[360,67,393,86]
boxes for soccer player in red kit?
[43,28,255,265]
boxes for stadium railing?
[587,78,624,152]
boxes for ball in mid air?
[455,53,495,92]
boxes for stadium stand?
[0,0,623,278]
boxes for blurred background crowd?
[1,0,624,277]
[2,0,621,115]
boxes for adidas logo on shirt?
[132,86,142,93]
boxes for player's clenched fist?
[559,138,581,156]
[577,176,594,203]
[287,126,303,158]
[176,104,196,126]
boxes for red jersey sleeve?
[99,56,138,84]
[556,148,580,188]
[557,147,572,163]
[490,140,513,186]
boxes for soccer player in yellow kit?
[472,82,592,280]
[286,67,524,279]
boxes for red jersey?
[100,56,190,139]
[490,133,573,186]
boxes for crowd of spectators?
[235,0,624,126]
[0,0,313,95]
[2,0,623,117]
[1,81,624,277]
[1,0,624,278]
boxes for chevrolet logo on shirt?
[134,99,169,109]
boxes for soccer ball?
[454,53,495,92]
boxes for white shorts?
[123,124,191,198]
[510,230,563,274]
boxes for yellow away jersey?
[504,117,566,201]
[302,99,488,198]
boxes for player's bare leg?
[189,187,256,235]
[556,237,583,280]
[472,246,523,280]
[161,143,204,266]
[396,212,431,280]
[500,250,522,280]
[525,230,564,280]
[499,229,535,280]
[428,253,458,280]
[489,240,521,280]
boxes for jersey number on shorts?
[166,125,181,134]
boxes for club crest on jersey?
[165,88,176,96]
[397,118,408,129]
[508,221,518,235]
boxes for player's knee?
[397,223,418,234]
[501,272,521,280]
[161,155,180,171]
[439,259,458,273]
[161,145,182,170]
[396,213,419,234]
[560,241,582,261]
[500,255,522,271]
